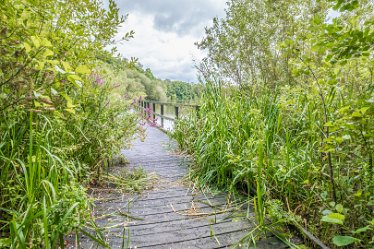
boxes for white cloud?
[112,0,227,82]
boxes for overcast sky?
[113,0,227,82]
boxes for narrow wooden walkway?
[73,126,288,249]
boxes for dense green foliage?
[166,80,203,103]
[0,0,137,247]
[174,0,373,247]
[102,56,202,103]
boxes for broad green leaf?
[66,97,76,109]
[321,216,343,225]
[47,60,59,65]
[360,107,370,114]
[302,179,310,185]
[30,36,40,48]
[34,101,41,107]
[76,65,91,75]
[67,75,83,88]
[335,204,344,213]
[354,189,362,197]
[65,108,76,114]
[67,74,82,81]
[41,37,52,47]
[332,236,360,247]
[36,61,45,70]
[351,111,362,118]
[23,42,31,53]
[60,93,72,104]
[353,226,370,234]
[324,121,334,127]
[335,137,343,144]
[338,105,351,114]
[43,49,54,58]
[62,61,72,72]
[321,213,345,225]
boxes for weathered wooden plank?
[112,220,252,248]
[109,231,285,249]
[92,194,228,211]
[94,206,241,228]
[125,217,248,235]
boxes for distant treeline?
[100,53,203,103]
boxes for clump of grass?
[99,167,156,193]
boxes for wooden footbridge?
[70,101,294,248]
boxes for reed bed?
[173,81,373,248]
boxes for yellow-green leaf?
[62,61,72,72]
[338,105,350,114]
[36,61,46,70]
[360,107,370,115]
[76,65,91,75]
[41,37,52,47]
[43,49,54,58]
[321,213,345,225]
[65,108,76,114]
[324,121,334,127]
[329,213,345,221]
[46,60,59,66]
[30,36,40,48]
[24,42,31,53]
[67,75,83,88]
[67,74,82,81]
[34,101,41,107]
[351,111,362,118]
[354,189,362,197]
[60,93,72,103]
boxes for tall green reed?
[0,80,137,248]
[173,81,373,247]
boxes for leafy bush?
[0,0,137,247]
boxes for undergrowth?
[173,0,373,248]
[173,83,373,248]
[0,0,138,248]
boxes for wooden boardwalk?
[71,126,288,249]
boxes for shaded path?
[73,126,288,248]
